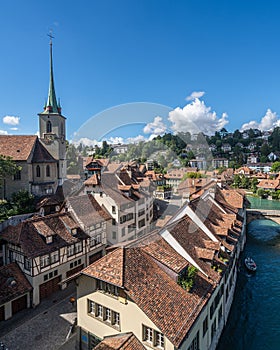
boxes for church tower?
[38,35,67,184]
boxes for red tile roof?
[0,135,37,161]
[0,263,32,305]
[82,246,214,348]
[84,174,100,185]
[94,332,145,350]
[0,212,88,258]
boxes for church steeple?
[43,34,61,114]
[38,33,67,184]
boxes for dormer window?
[72,228,77,235]
[97,280,118,296]
[46,236,52,244]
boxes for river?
[217,197,280,350]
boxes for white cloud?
[186,91,205,101]
[0,129,8,135]
[143,116,167,135]
[10,127,18,131]
[106,137,125,145]
[72,137,100,147]
[126,135,146,143]
[241,109,279,132]
[168,98,228,135]
[3,115,20,126]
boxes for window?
[128,224,135,233]
[50,251,59,264]
[112,206,116,214]
[97,304,103,318]
[218,305,223,323]
[120,215,126,224]
[14,169,21,180]
[88,300,95,315]
[112,311,120,326]
[40,254,50,268]
[112,218,116,226]
[143,326,153,343]
[36,165,41,177]
[211,318,216,340]
[24,257,31,271]
[96,234,101,244]
[105,308,111,322]
[138,218,145,228]
[121,227,125,237]
[88,300,120,329]
[97,280,118,296]
[155,331,164,348]
[67,245,75,257]
[203,316,208,336]
[75,242,83,253]
[142,326,164,348]
[138,209,145,217]
[68,242,83,256]
[47,120,52,133]
[210,301,215,319]
[90,236,96,247]
[188,331,199,350]
[112,231,116,240]
[126,213,133,221]
[46,165,50,177]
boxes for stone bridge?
[246,209,280,225]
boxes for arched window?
[61,122,64,135]
[47,120,52,133]
[36,165,41,177]
[46,165,50,177]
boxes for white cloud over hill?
[168,98,228,135]
[241,109,280,131]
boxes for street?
[0,283,77,350]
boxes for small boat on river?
[244,257,257,272]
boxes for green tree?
[250,178,259,193]
[10,190,35,214]
[256,188,266,198]
[240,175,250,188]
[0,155,19,186]
[260,143,270,157]
[232,175,242,188]
[271,161,280,173]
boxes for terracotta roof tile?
[82,248,124,287]
[67,194,112,227]
[83,246,214,348]
[0,213,88,258]
[129,232,188,274]
[94,332,145,350]
[195,247,215,260]
[0,135,37,161]
[84,174,100,185]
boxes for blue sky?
[2,0,280,144]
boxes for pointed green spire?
[44,35,61,114]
